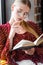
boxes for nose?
[20,13,25,20]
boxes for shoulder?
[0,22,11,37]
[26,21,42,36]
[0,22,11,29]
[27,21,40,28]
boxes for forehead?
[14,3,30,12]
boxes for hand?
[8,22,21,50]
[9,21,21,39]
[23,48,35,55]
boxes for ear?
[11,3,14,11]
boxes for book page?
[34,34,43,45]
[12,34,43,50]
[13,39,34,50]
[35,38,43,46]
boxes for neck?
[9,17,15,26]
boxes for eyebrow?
[19,8,29,13]
[19,8,23,11]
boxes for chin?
[17,19,23,22]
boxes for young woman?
[0,0,43,65]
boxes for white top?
[16,60,43,65]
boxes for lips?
[18,18,22,21]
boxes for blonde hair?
[14,0,31,9]
[20,21,39,38]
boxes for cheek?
[14,11,19,19]
[12,11,18,20]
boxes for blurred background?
[0,0,2,24]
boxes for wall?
[6,0,35,22]
[0,0,2,24]
[6,0,14,22]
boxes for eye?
[25,12,28,15]
[17,9,22,13]
[24,12,29,17]
[17,8,23,13]
[17,10,22,13]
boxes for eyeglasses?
[17,10,29,19]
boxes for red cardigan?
[0,21,43,65]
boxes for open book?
[12,34,43,50]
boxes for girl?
[0,0,43,65]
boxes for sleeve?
[0,23,10,58]
[1,39,10,60]
[1,38,18,65]
[0,23,18,65]
[32,22,43,55]
[36,47,43,55]
[33,22,43,55]
[0,24,7,58]
[27,21,43,55]
[27,21,42,35]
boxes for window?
[1,0,6,24]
